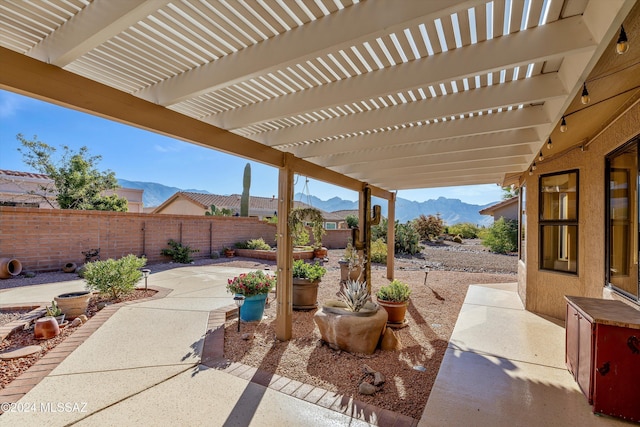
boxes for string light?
[538,151,544,162]
[532,162,537,170]
[581,83,590,104]
[560,116,567,132]
[547,138,553,150]
[616,25,629,55]
[529,166,533,176]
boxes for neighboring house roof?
[479,197,518,216]
[153,191,329,218]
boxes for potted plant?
[292,259,326,310]
[46,300,65,324]
[227,270,276,321]
[339,239,361,283]
[376,279,412,324]
[223,247,235,258]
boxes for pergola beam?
[256,73,567,147]
[0,46,392,200]
[212,15,594,130]
[135,0,487,105]
[281,106,550,158]
[28,0,172,67]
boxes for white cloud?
[153,143,182,153]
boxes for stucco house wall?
[520,100,640,320]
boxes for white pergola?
[1,0,636,339]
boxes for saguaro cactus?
[240,163,251,216]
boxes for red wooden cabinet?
[565,296,640,422]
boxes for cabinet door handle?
[628,336,639,354]
[597,362,610,376]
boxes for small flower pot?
[224,249,235,258]
[62,262,77,273]
[34,316,60,339]
[377,299,409,324]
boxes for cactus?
[240,163,251,217]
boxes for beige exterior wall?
[493,203,518,221]
[154,197,204,215]
[521,101,640,320]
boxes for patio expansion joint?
[200,304,419,426]
[0,285,172,410]
[446,345,569,372]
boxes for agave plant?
[338,279,370,312]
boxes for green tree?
[481,218,518,254]
[17,134,127,211]
[502,185,520,200]
[345,214,359,228]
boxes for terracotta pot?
[339,260,362,283]
[377,299,408,324]
[224,250,235,258]
[313,247,328,258]
[62,262,77,273]
[292,278,320,310]
[55,291,91,319]
[0,258,22,279]
[34,317,60,339]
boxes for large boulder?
[314,305,388,354]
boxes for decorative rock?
[71,318,83,327]
[78,315,88,323]
[0,345,41,360]
[358,382,376,395]
[380,327,402,351]
[313,305,388,355]
[362,364,375,375]
[373,372,385,386]
[97,302,110,310]
[241,333,252,340]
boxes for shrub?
[448,222,480,239]
[161,239,199,263]
[376,279,411,302]
[482,218,518,254]
[247,238,271,250]
[345,214,359,228]
[369,239,387,263]
[371,217,388,242]
[292,259,326,281]
[234,241,249,249]
[83,254,147,299]
[413,214,444,241]
[395,221,423,255]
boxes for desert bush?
[482,218,518,254]
[369,239,387,263]
[448,222,480,239]
[83,254,146,299]
[371,217,388,242]
[246,238,271,250]
[395,222,423,255]
[161,239,199,263]
[413,214,444,241]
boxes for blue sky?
[0,90,503,205]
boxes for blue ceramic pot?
[240,293,267,322]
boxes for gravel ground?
[0,239,517,418]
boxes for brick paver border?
[200,304,419,427]
[0,286,172,408]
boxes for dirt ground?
[1,239,517,419]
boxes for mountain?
[118,179,210,208]
[294,193,495,226]
[118,179,495,225]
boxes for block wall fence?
[0,207,351,272]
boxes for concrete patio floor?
[0,266,635,426]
